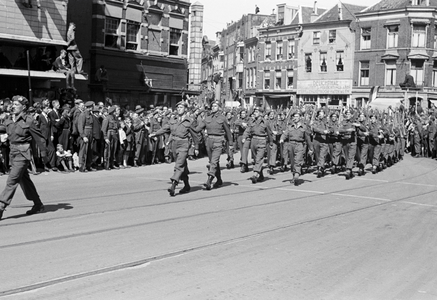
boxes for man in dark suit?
[38,102,57,171]
[48,100,62,147]
[91,106,103,168]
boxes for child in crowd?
[56,144,74,172]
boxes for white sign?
[297,80,352,95]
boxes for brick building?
[296,3,365,108]
[0,0,85,103]
[68,0,190,109]
[257,4,320,109]
[353,0,437,108]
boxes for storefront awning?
[368,98,403,110]
[0,69,87,80]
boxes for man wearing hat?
[234,109,251,173]
[242,106,273,183]
[193,100,233,190]
[91,105,103,168]
[339,109,359,180]
[327,111,342,174]
[101,106,120,170]
[280,110,313,185]
[149,101,196,196]
[71,98,84,154]
[0,96,48,220]
[311,109,329,178]
[77,101,95,172]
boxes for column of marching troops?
[0,95,436,199]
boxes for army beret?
[12,95,28,104]
[108,106,116,114]
[75,99,83,104]
[176,101,188,108]
[84,101,95,107]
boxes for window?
[387,25,399,48]
[412,24,426,47]
[251,68,255,88]
[287,69,294,89]
[329,30,336,43]
[305,53,312,72]
[313,31,321,44]
[265,42,271,60]
[126,22,140,50]
[433,60,437,87]
[238,73,243,89]
[336,51,344,71]
[329,95,347,107]
[320,52,327,72]
[276,41,283,60]
[360,61,370,86]
[385,60,397,86]
[275,70,282,89]
[411,59,424,86]
[247,47,252,62]
[105,17,120,49]
[246,69,250,89]
[169,28,181,55]
[411,0,424,4]
[287,40,294,59]
[264,70,270,89]
[361,28,371,49]
[239,46,244,62]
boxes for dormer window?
[411,0,424,5]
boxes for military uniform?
[101,107,119,170]
[234,113,251,172]
[0,99,48,219]
[193,108,233,189]
[77,102,95,171]
[311,115,329,177]
[339,115,358,179]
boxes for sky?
[196,0,382,41]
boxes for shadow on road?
[5,203,74,220]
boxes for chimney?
[338,3,342,20]
[311,1,318,22]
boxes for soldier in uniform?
[193,100,233,190]
[225,111,235,169]
[266,111,282,175]
[132,106,145,167]
[77,101,95,172]
[243,107,273,183]
[356,111,370,176]
[338,109,359,180]
[327,111,342,174]
[368,113,384,174]
[0,96,48,220]
[234,109,251,173]
[149,101,196,196]
[311,109,329,178]
[280,111,313,185]
[101,106,120,170]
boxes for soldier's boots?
[240,163,248,173]
[250,173,259,184]
[213,176,223,188]
[179,177,191,194]
[290,173,300,186]
[279,165,288,172]
[26,202,45,215]
[226,161,234,169]
[358,168,365,176]
[168,180,178,197]
[205,175,214,190]
[268,166,274,175]
[317,167,325,178]
[345,169,354,180]
[371,166,378,174]
[258,170,265,182]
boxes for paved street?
[1,154,437,300]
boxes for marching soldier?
[327,111,342,174]
[0,96,48,220]
[149,101,196,196]
[242,107,273,183]
[280,111,313,186]
[356,111,370,176]
[234,109,251,173]
[311,109,329,178]
[193,100,233,190]
[339,109,358,180]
